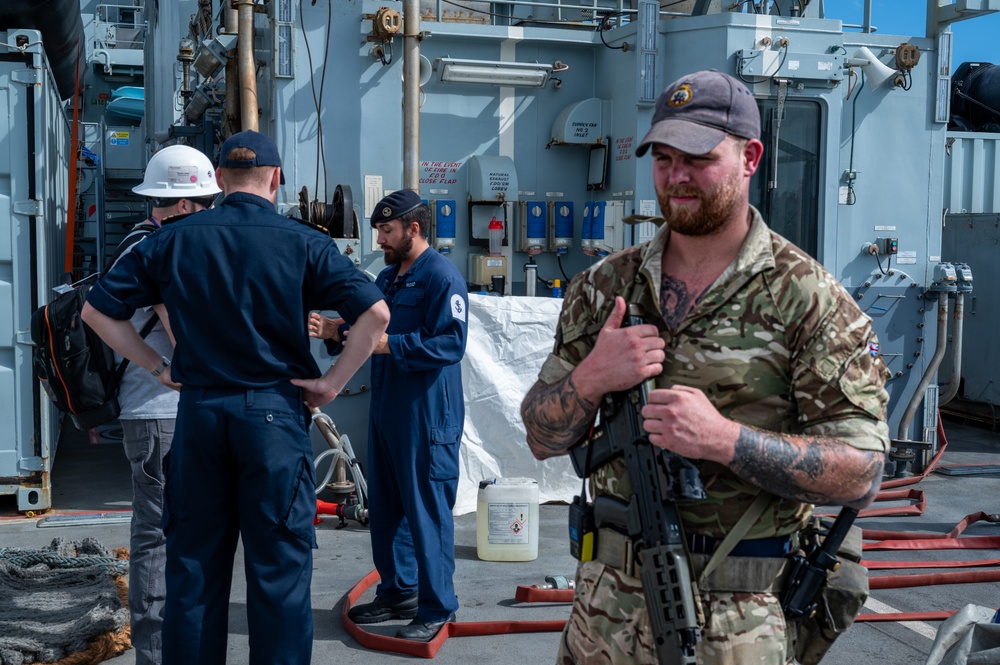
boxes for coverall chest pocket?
[391,287,426,327]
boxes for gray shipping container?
[0,28,72,512]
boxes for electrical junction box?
[549,201,574,254]
[431,199,457,253]
[583,200,625,256]
[877,237,899,255]
[736,49,844,84]
[469,254,507,287]
[104,126,144,180]
[517,201,547,254]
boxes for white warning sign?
[487,501,530,545]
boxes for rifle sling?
[697,491,776,590]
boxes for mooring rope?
[0,537,130,665]
[0,549,129,576]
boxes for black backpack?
[30,222,159,430]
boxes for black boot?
[347,594,419,624]
[395,613,456,641]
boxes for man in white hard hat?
[114,143,220,665]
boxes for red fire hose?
[341,570,567,659]
[855,416,1000,622]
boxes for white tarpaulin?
[924,604,1000,665]
[455,294,579,515]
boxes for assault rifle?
[781,507,859,621]
[569,304,707,665]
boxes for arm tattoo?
[730,426,885,509]
[521,374,598,459]
[660,274,703,332]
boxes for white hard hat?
[132,144,222,198]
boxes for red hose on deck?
[341,570,567,658]
[855,416,1000,621]
[863,511,1000,543]
[868,569,1000,589]
[858,611,958,622]
[865,558,1000,570]
[514,586,575,603]
[857,488,927,519]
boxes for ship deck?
[1,415,998,664]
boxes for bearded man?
[309,189,468,643]
[520,70,890,664]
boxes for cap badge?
[382,206,392,218]
[668,84,693,108]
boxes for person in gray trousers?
[116,144,220,664]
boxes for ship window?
[749,99,821,259]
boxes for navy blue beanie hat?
[370,189,424,227]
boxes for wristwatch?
[151,356,171,377]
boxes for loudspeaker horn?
[852,46,897,90]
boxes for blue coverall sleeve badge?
[451,293,466,322]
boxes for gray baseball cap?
[636,70,760,157]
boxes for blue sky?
[837,1,999,71]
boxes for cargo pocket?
[429,425,461,481]
[282,458,318,548]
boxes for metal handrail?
[427,0,690,25]
[93,0,146,51]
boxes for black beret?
[370,189,424,227]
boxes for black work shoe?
[347,594,419,624]
[394,613,456,642]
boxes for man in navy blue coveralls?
[309,189,468,642]
[82,130,390,665]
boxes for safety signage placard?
[487,501,530,544]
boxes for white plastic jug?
[476,477,539,561]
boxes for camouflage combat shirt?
[537,207,890,539]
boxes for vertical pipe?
[402,0,420,191]
[862,0,873,33]
[896,296,950,442]
[939,293,965,406]
[237,0,259,132]
[224,2,239,133]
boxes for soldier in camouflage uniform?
[520,70,890,664]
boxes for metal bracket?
[12,199,42,217]
[19,457,43,471]
[10,69,41,86]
